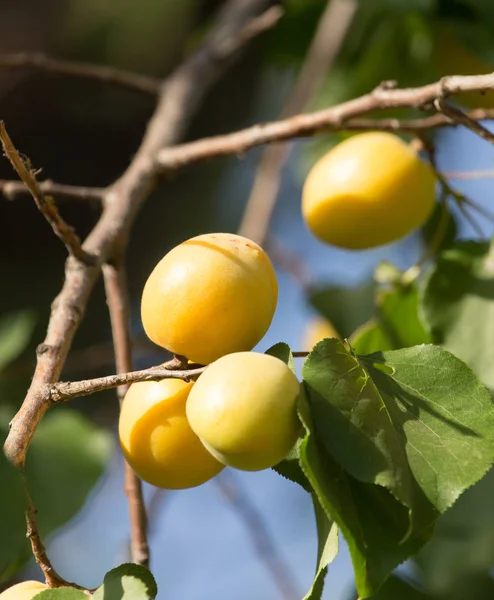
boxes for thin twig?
[216,471,300,600]
[239,0,358,244]
[46,352,309,404]
[0,122,95,264]
[0,179,105,202]
[103,260,149,567]
[4,0,278,470]
[444,168,494,180]
[434,97,494,145]
[22,474,71,588]
[50,362,205,403]
[422,136,489,240]
[157,75,494,171]
[0,52,161,95]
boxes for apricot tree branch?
[23,474,69,588]
[0,179,105,202]
[0,122,95,264]
[0,52,161,95]
[239,0,358,244]
[0,4,282,96]
[445,168,494,180]
[50,364,205,403]
[44,352,309,405]
[216,471,300,600]
[4,0,279,469]
[103,259,149,567]
[157,76,494,171]
[434,97,494,145]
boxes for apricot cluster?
[119,233,301,490]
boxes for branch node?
[0,122,97,265]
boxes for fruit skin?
[303,317,339,350]
[0,581,47,600]
[119,378,224,489]
[186,352,301,471]
[141,233,278,365]
[302,132,436,250]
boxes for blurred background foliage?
[2,0,494,598]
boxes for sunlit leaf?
[302,497,338,600]
[421,240,494,389]
[93,564,158,600]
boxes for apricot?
[119,378,224,489]
[302,132,436,249]
[141,233,278,365]
[0,581,47,600]
[186,352,301,471]
[303,317,340,350]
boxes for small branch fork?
[0,179,105,202]
[157,76,494,171]
[0,123,95,265]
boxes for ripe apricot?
[0,581,47,600]
[302,132,436,249]
[303,317,340,350]
[186,352,301,471]
[119,378,224,489]
[141,233,278,365]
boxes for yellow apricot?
[303,317,340,350]
[141,233,278,365]
[302,132,436,249]
[0,581,47,600]
[119,378,224,489]
[186,352,301,471]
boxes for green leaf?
[367,574,431,599]
[417,465,494,592]
[306,339,494,513]
[0,447,26,580]
[93,564,158,600]
[421,240,494,389]
[297,389,432,598]
[265,342,295,373]
[350,319,394,355]
[27,409,113,537]
[302,497,338,600]
[421,200,457,255]
[33,588,87,600]
[272,438,312,493]
[309,281,376,339]
[303,340,436,529]
[300,340,494,596]
[351,284,431,354]
[0,310,36,372]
